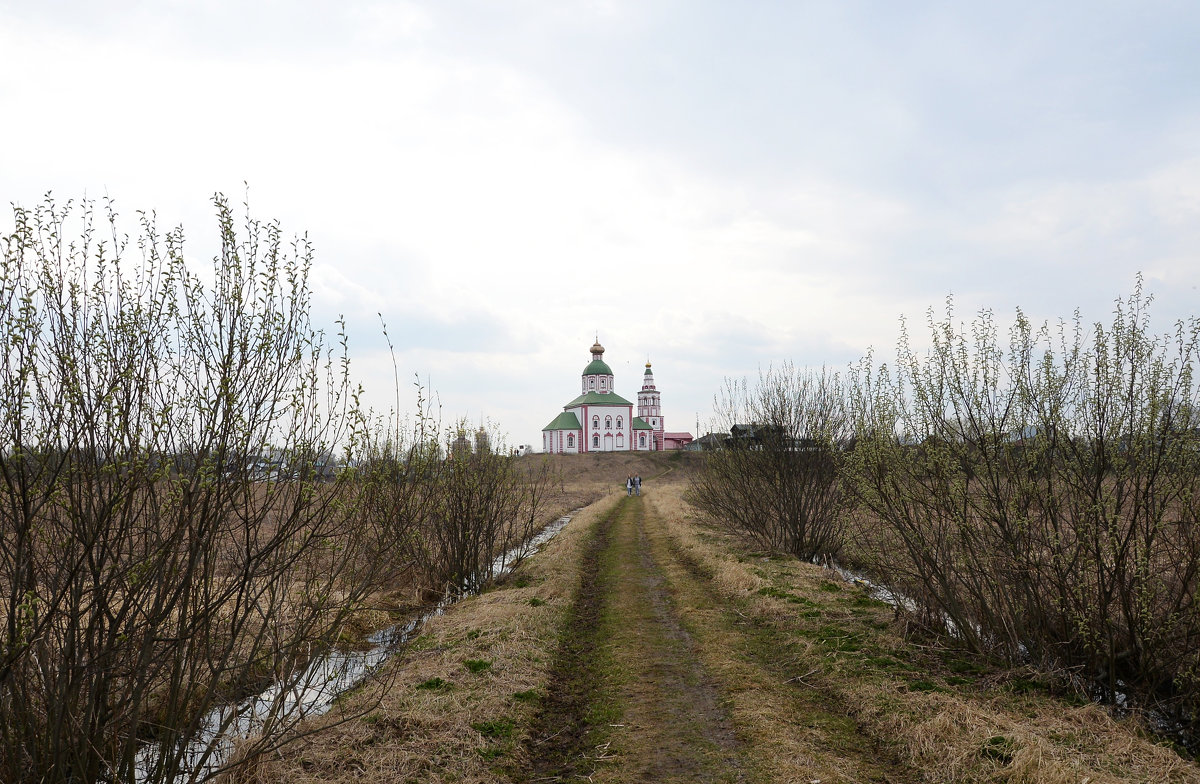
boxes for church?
[542,338,690,454]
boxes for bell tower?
[637,361,664,450]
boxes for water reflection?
[136,510,580,783]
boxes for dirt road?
[261,468,1199,784]
[521,495,911,783]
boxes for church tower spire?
[638,360,664,450]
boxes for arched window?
[589,378,595,389]
[593,435,599,448]
[616,416,623,429]
[605,416,612,429]
[567,434,575,448]
[639,434,645,447]
[592,415,599,429]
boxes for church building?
[542,339,671,454]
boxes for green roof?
[563,391,634,408]
[542,411,582,431]
[632,416,654,430]
[583,359,613,376]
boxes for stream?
[135,510,581,783]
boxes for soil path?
[522,493,917,783]
[519,496,618,780]
[604,494,746,782]
[521,496,745,782]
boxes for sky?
[3,1,1199,446]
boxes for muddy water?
[136,510,581,783]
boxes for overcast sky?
[3,1,1199,445]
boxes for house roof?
[632,416,654,430]
[542,411,582,431]
[563,390,635,408]
[664,432,694,440]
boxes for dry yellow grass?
[247,487,621,783]
[244,455,1199,783]
[653,482,1200,784]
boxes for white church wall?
[543,428,582,454]
[579,402,634,452]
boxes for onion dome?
[583,358,614,375]
[583,339,613,376]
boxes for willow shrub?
[379,418,556,599]
[690,365,850,560]
[0,196,400,783]
[846,285,1200,733]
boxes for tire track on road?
[520,496,747,782]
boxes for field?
[252,452,1200,783]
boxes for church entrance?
[604,433,614,451]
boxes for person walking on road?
[634,474,642,496]
[626,474,633,496]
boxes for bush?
[0,195,564,782]
[846,284,1200,733]
[689,364,849,559]
[0,195,394,783]
[419,424,554,594]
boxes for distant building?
[474,427,491,455]
[663,432,694,450]
[450,429,472,459]
[685,433,725,451]
[541,338,692,453]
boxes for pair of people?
[625,473,642,496]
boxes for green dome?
[583,359,613,376]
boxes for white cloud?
[3,1,1199,443]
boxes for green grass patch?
[907,679,942,692]
[756,586,817,606]
[981,735,1015,764]
[584,697,622,727]
[406,634,437,652]
[829,636,863,653]
[472,717,515,740]
[514,575,532,588]
[1006,677,1048,694]
[948,658,987,675]
[513,689,539,703]
[849,592,887,608]
[528,597,546,607]
[819,580,843,593]
[416,676,452,691]
[464,658,492,674]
